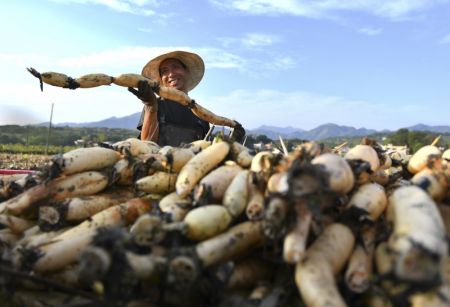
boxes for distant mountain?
[248,123,377,140]
[258,125,304,134]
[406,123,450,134]
[302,123,377,140]
[54,112,141,130]
[248,125,305,139]
[43,112,449,140]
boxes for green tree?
[385,129,441,153]
[386,128,409,147]
[255,134,271,144]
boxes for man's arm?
[129,81,159,142]
[141,106,159,142]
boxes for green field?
[0,125,448,156]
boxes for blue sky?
[1,0,449,131]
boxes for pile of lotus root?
[0,136,449,307]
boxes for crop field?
[0,144,78,170]
[0,153,50,170]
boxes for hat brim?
[141,50,205,92]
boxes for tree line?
[0,125,447,154]
[0,125,137,146]
[247,129,448,154]
[0,125,137,154]
[383,128,447,153]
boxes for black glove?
[128,80,158,112]
[231,121,246,143]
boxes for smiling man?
[130,50,245,146]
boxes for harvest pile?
[0,137,449,307]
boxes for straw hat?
[141,50,205,92]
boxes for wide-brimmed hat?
[141,50,205,92]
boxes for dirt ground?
[0,153,51,170]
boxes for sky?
[1,0,449,131]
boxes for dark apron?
[152,99,208,146]
[158,122,205,146]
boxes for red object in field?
[0,169,35,175]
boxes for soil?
[0,153,51,170]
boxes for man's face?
[159,58,188,92]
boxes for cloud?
[269,56,296,70]
[137,27,153,33]
[49,0,159,16]
[217,33,280,50]
[210,0,450,20]
[56,47,165,72]
[1,48,160,74]
[0,81,141,125]
[0,46,195,74]
[0,104,47,125]
[1,49,151,76]
[2,46,442,130]
[0,46,245,73]
[0,53,49,69]
[0,80,54,126]
[198,48,247,70]
[242,33,281,48]
[211,0,319,17]
[1,44,298,90]
[358,27,383,36]
[196,88,439,130]
[438,34,450,44]
[197,47,297,78]
[52,46,251,74]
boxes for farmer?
[129,50,245,146]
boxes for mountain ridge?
[47,112,449,141]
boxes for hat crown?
[142,51,204,92]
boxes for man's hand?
[231,121,246,143]
[128,80,158,112]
